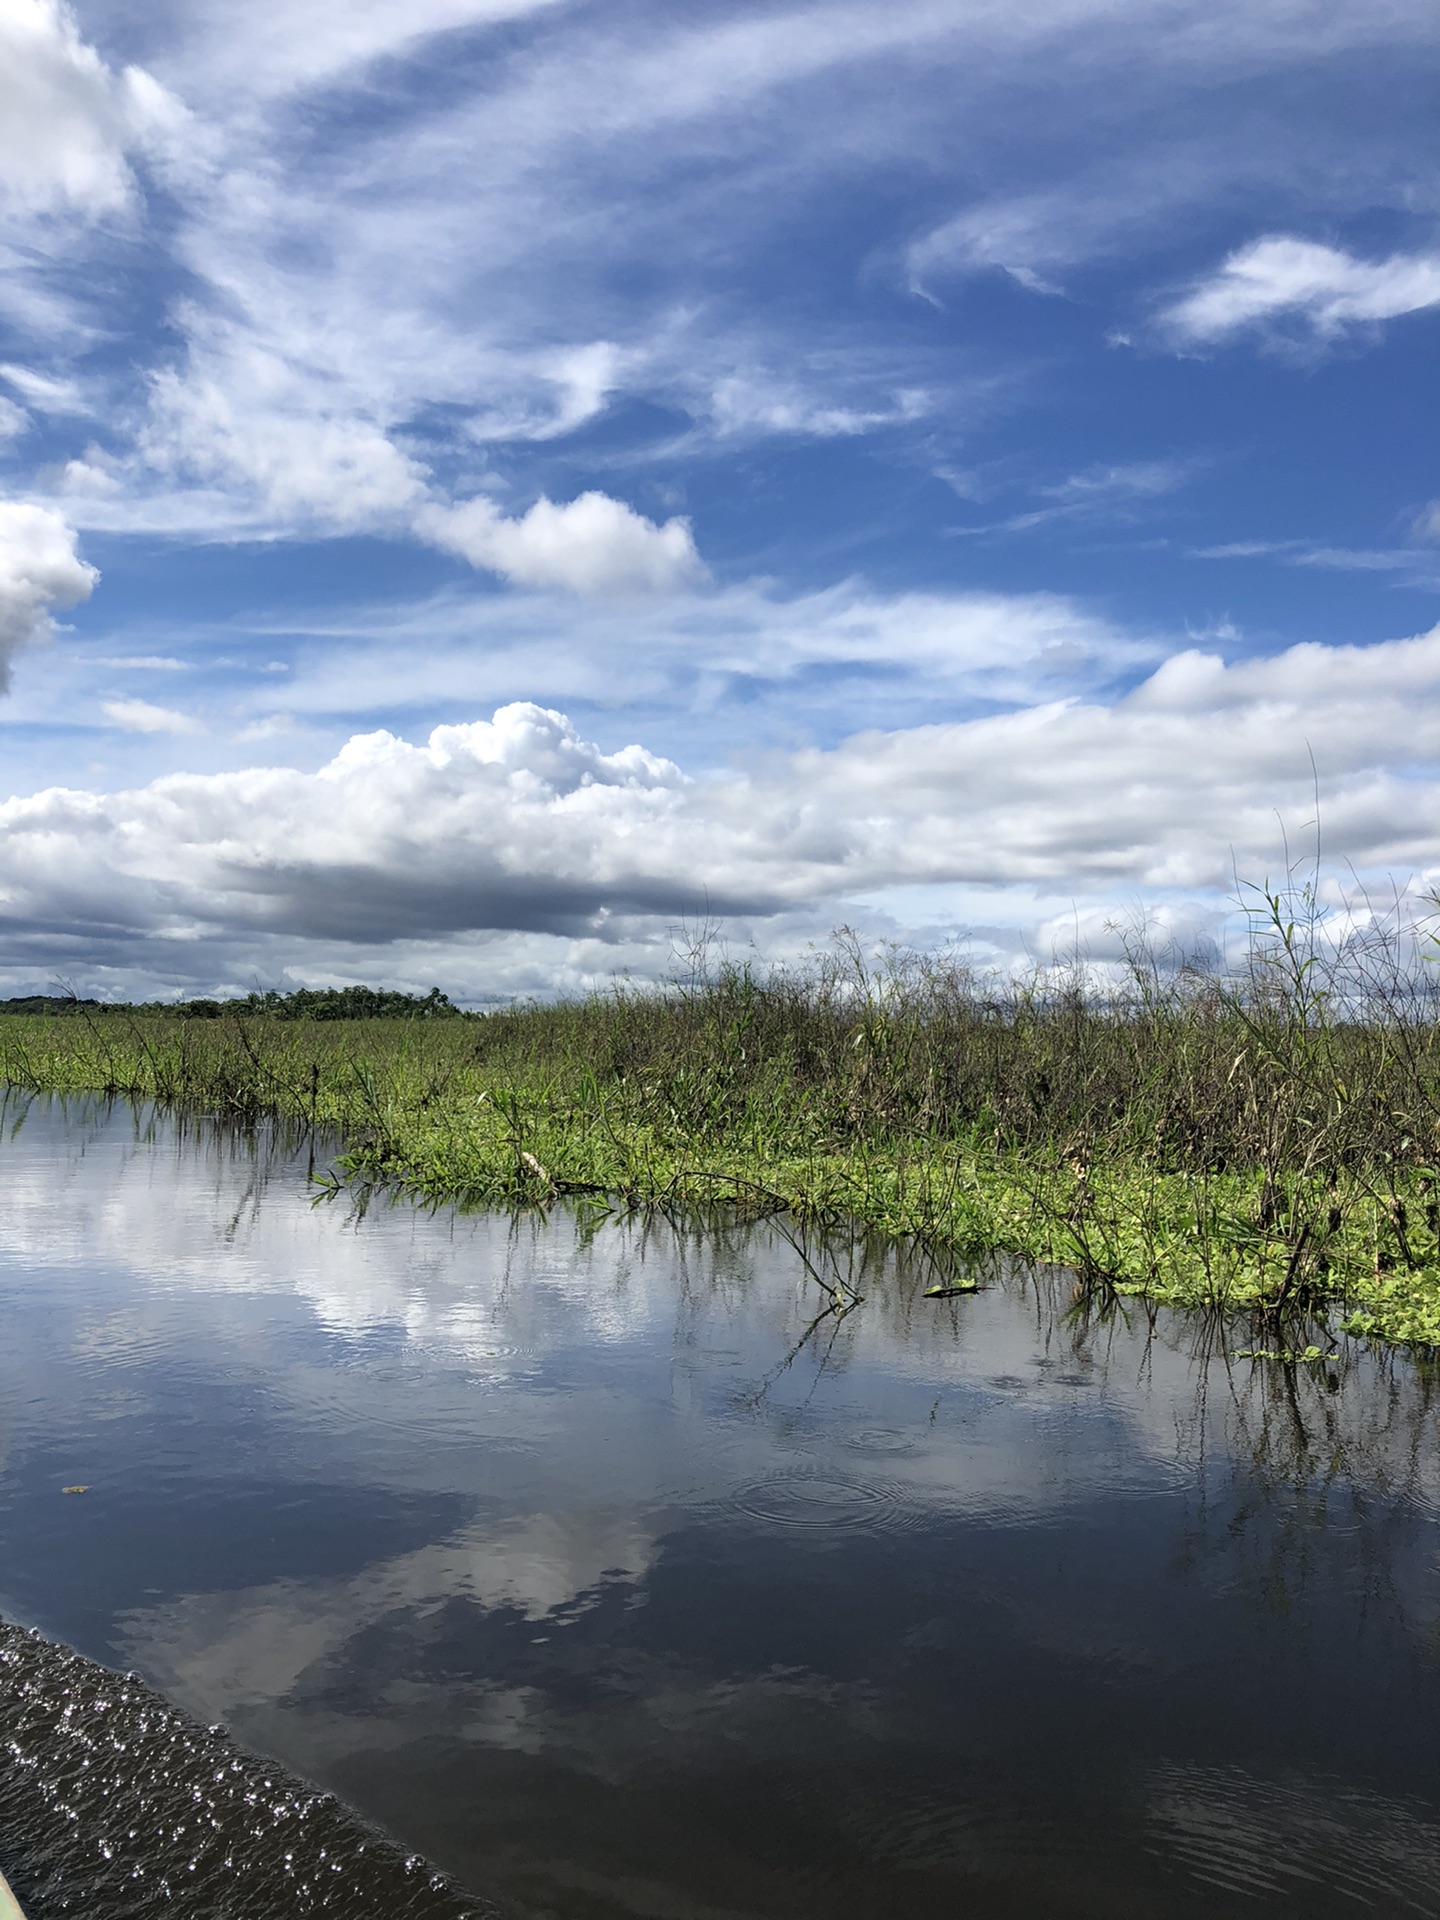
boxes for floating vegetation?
[2,888,1440,1348]
[1232,1346,1336,1364]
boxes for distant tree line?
[0,986,470,1020]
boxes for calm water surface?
[1,1098,1439,1917]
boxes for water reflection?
[0,1096,1438,1918]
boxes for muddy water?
[0,1096,1438,1917]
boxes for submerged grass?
[4,893,1440,1347]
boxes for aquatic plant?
[2,888,1439,1347]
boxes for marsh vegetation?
[3,890,1439,1346]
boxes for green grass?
[4,903,1440,1348]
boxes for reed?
[2,890,1438,1346]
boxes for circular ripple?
[732,1471,902,1532]
[842,1427,922,1458]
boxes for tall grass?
[3,889,1439,1345]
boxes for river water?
[0,1096,1438,1918]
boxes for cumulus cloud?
[0,0,176,214]
[77,316,690,557]
[2,0,1440,1015]
[0,625,1438,990]
[418,491,706,596]
[790,631,1440,890]
[1160,236,1440,347]
[0,704,702,953]
[0,498,96,685]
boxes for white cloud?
[0,498,96,685]
[908,193,1082,295]
[93,654,187,671]
[787,630,1440,891]
[907,155,1310,303]
[1292,546,1429,574]
[1189,538,1440,590]
[2,577,1151,787]
[8,0,1436,554]
[418,491,706,596]
[140,341,429,532]
[0,623,1437,990]
[0,362,91,415]
[0,0,177,215]
[705,369,930,440]
[1190,540,1301,560]
[234,714,298,743]
[252,580,1147,743]
[473,339,629,442]
[0,0,1438,1022]
[0,703,696,954]
[1043,461,1187,507]
[101,697,202,735]
[957,460,1193,536]
[1160,236,1440,347]
[99,2,1001,538]
[158,0,566,108]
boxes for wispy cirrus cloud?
[952,459,1193,537]
[100,696,201,733]
[153,0,565,108]
[231,579,1153,748]
[11,0,1440,555]
[1190,537,1440,591]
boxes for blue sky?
[0,0,1437,999]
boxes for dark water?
[1,1100,1439,1918]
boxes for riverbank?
[2,932,1438,1347]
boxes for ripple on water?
[841,1427,924,1458]
[1146,1763,1440,1909]
[289,1353,531,1445]
[844,1787,1082,1876]
[731,1469,923,1534]
[0,1620,495,1919]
